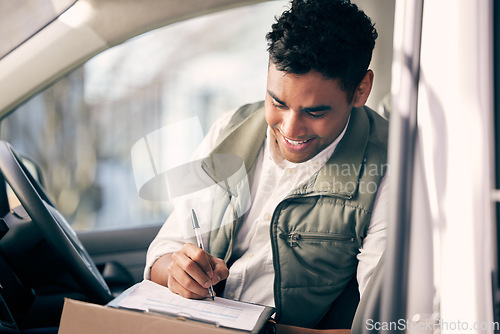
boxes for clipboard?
[107,280,275,334]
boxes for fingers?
[169,247,212,297]
[167,266,210,299]
[166,243,228,299]
[210,256,229,283]
[182,243,215,282]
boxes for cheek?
[315,123,332,138]
[313,118,343,139]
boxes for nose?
[281,111,306,139]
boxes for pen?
[191,209,215,301]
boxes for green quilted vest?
[201,101,388,328]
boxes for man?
[145,0,388,329]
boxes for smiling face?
[265,63,370,163]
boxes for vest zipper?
[281,232,355,247]
[270,201,287,323]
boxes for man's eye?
[272,101,287,109]
[306,111,326,119]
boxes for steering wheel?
[0,141,112,304]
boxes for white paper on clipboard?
[108,280,270,332]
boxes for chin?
[282,153,312,164]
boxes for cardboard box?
[58,298,242,334]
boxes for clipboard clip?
[147,307,220,327]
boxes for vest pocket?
[279,231,355,247]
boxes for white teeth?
[285,137,307,146]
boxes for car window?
[0,1,288,231]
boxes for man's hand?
[150,243,229,299]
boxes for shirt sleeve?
[356,174,389,297]
[144,109,238,279]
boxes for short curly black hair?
[266,0,378,101]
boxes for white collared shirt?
[144,107,388,307]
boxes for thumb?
[209,256,229,284]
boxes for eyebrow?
[267,90,332,113]
[267,90,286,105]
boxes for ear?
[352,70,374,108]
